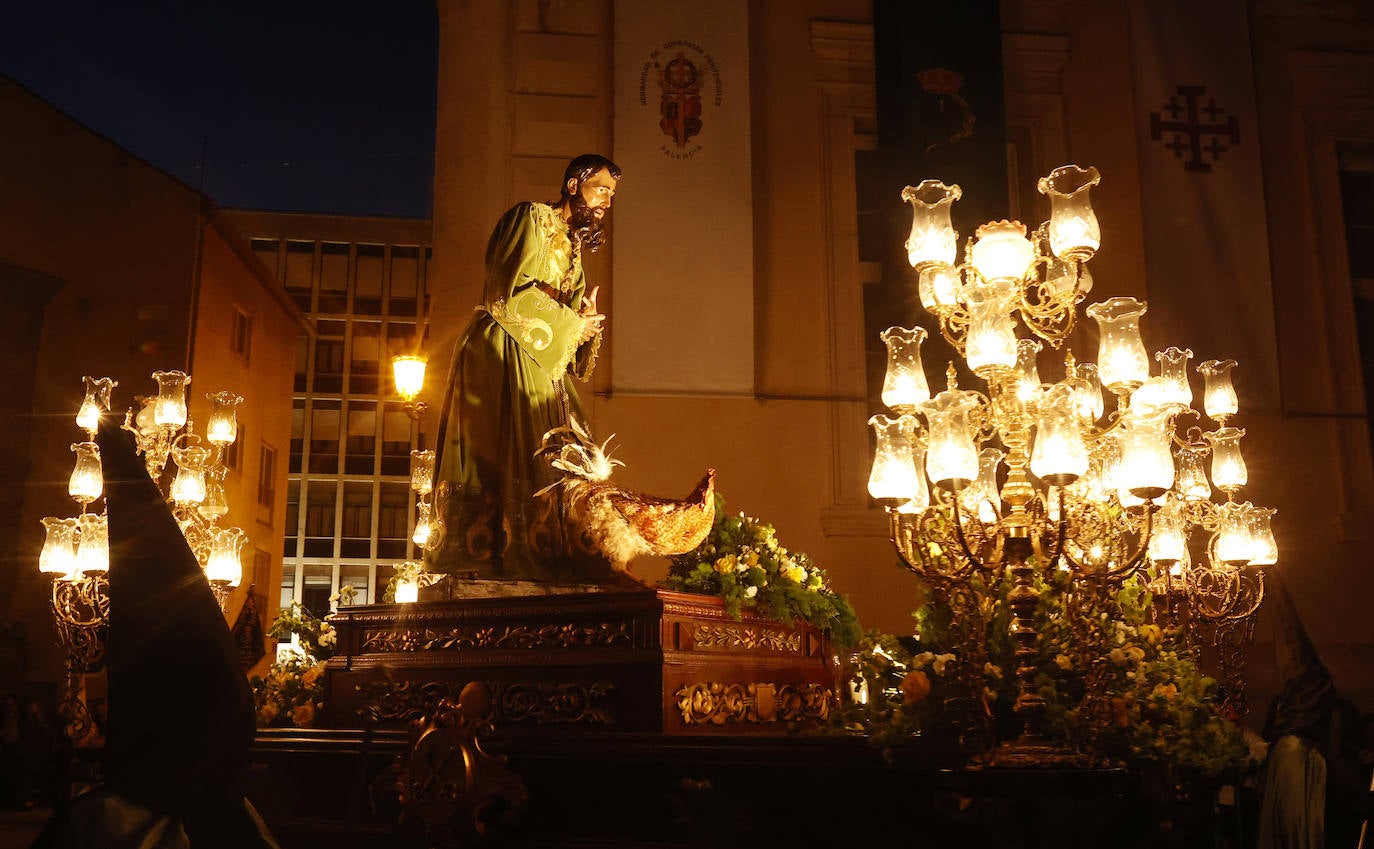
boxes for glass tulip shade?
[1197,360,1239,421]
[1155,348,1194,407]
[1215,502,1255,567]
[1015,339,1043,403]
[411,449,436,495]
[1031,383,1090,486]
[68,442,103,504]
[412,501,433,547]
[1203,426,1248,493]
[901,180,961,270]
[392,355,428,402]
[206,527,246,586]
[880,326,931,410]
[206,391,243,446]
[1148,500,1187,564]
[75,512,109,574]
[1087,297,1151,393]
[918,264,960,312]
[1037,165,1102,261]
[39,517,80,576]
[76,376,116,435]
[963,447,1003,523]
[868,414,922,506]
[970,220,1034,286]
[1073,363,1105,424]
[1117,408,1175,499]
[896,445,931,514]
[922,389,980,489]
[171,445,212,507]
[965,293,1018,375]
[1175,447,1212,501]
[1249,507,1278,567]
[152,370,191,429]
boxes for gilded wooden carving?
[360,619,633,653]
[690,623,802,653]
[674,682,835,725]
[359,677,615,726]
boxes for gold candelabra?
[869,165,1275,762]
[390,354,441,603]
[39,371,249,737]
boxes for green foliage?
[250,590,352,728]
[666,493,861,649]
[841,568,1250,779]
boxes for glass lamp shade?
[205,527,246,586]
[1215,502,1255,567]
[198,481,229,521]
[896,445,930,514]
[1249,507,1278,566]
[1203,426,1248,492]
[1087,297,1150,392]
[170,444,211,506]
[879,326,931,409]
[961,447,1003,522]
[1155,348,1194,407]
[392,355,428,402]
[901,180,961,270]
[76,376,116,435]
[75,512,109,574]
[1031,383,1089,485]
[205,391,243,446]
[867,414,922,505]
[918,264,960,312]
[970,220,1034,285]
[1073,363,1105,423]
[394,564,421,604]
[1015,338,1043,402]
[922,389,980,488]
[1148,501,1187,564]
[1043,258,1079,301]
[152,370,190,428]
[1197,360,1239,420]
[39,517,80,576]
[412,501,433,547]
[965,294,1018,375]
[1175,447,1212,501]
[1117,409,1175,499]
[1037,165,1102,261]
[410,449,436,495]
[68,442,103,504]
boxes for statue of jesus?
[426,154,622,583]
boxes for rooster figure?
[537,418,715,581]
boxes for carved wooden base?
[322,589,835,735]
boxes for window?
[224,423,242,472]
[345,402,377,475]
[341,482,373,558]
[232,307,252,362]
[349,322,381,395]
[380,404,413,476]
[284,241,314,310]
[309,403,340,474]
[319,242,349,313]
[280,562,297,610]
[356,244,384,315]
[258,443,277,508]
[303,481,337,558]
[293,336,309,393]
[390,245,420,317]
[289,401,304,473]
[377,482,409,559]
[284,480,299,557]
[252,548,272,589]
[251,238,280,279]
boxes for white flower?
[744,586,758,598]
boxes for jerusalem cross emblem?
[1149,85,1240,174]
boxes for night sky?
[1,1,439,219]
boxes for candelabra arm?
[1048,486,1069,570]
[1105,502,1157,582]
[887,510,925,578]
[949,489,985,572]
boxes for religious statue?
[426,154,714,587]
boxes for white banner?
[611,0,753,394]
[1128,0,1278,410]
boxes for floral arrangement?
[665,493,860,649]
[250,587,352,728]
[836,567,1251,779]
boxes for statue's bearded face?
[567,167,617,251]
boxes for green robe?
[426,202,611,581]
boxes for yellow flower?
[1151,682,1179,700]
[293,703,317,728]
[900,670,932,705]
[1125,645,1146,663]
[259,702,280,726]
[782,561,806,583]
[1138,624,1162,645]
[713,555,737,574]
[302,662,326,688]
[1055,653,1073,671]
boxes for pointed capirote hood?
[96,417,256,814]
[1264,569,1337,741]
